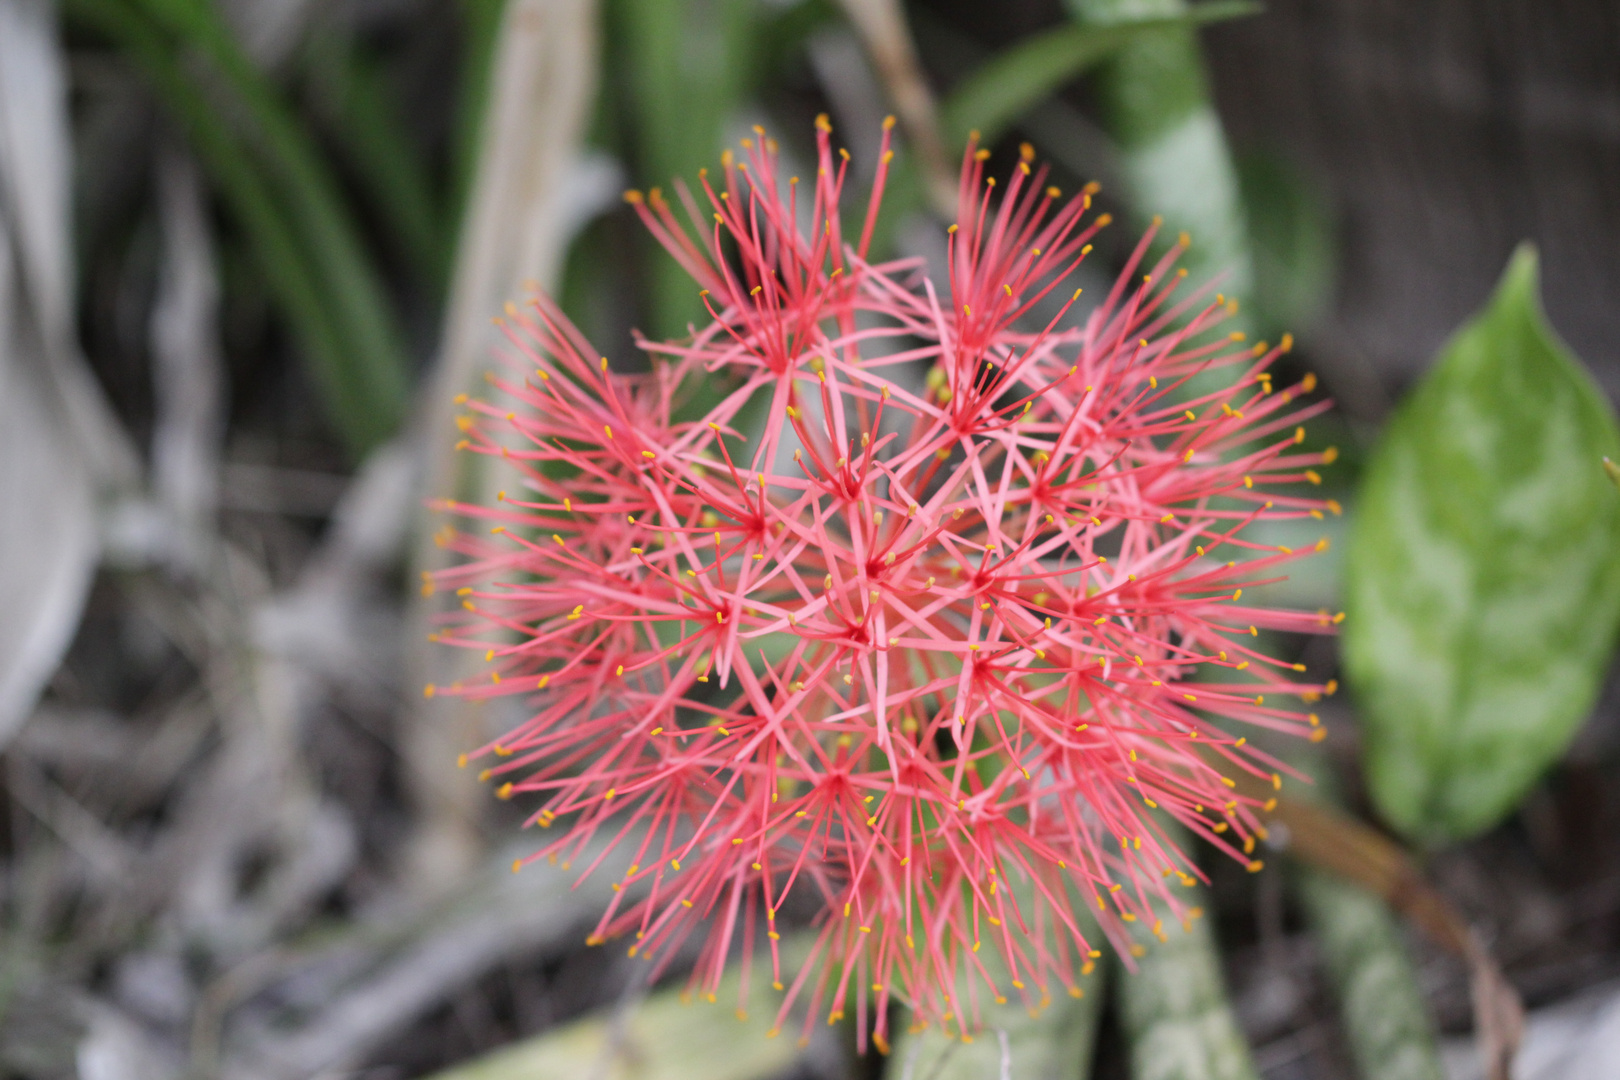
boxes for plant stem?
[892,952,1106,1080]
[1297,867,1446,1080]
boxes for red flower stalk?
[427,120,1339,1052]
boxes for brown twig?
[1252,785,1524,1079]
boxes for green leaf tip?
[1343,242,1620,846]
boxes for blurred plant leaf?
[66,0,410,456]
[1237,149,1335,340]
[138,0,412,447]
[1245,768,1524,1076]
[1343,244,1620,845]
[613,0,757,340]
[0,223,99,750]
[0,0,123,747]
[941,1,1257,151]
[306,29,447,289]
[0,0,135,487]
[428,0,605,477]
[890,943,1105,1080]
[1064,0,1253,333]
[1117,887,1259,1080]
[407,0,602,896]
[421,945,807,1080]
[834,0,955,214]
[149,149,225,560]
[1062,0,1223,145]
[449,0,508,239]
[1287,749,1446,1080]
[1298,874,1445,1080]
[757,0,839,87]
[0,0,82,368]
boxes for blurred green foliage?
[1236,149,1335,341]
[66,0,412,457]
[940,2,1257,151]
[1064,0,1254,330]
[306,27,450,290]
[1117,885,1259,1080]
[1344,246,1620,845]
[612,0,760,340]
[1287,749,1447,1080]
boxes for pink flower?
[428,121,1338,1052]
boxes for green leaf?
[1061,0,1256,346]
[422,941,809,1080]
[1117,889,1259,1080]
[306,30,448,289]
[613,0,758,341]
[70,0,410,456]
[1343,244,1620,845]
[1063,0,1223,145]
[67,0,373,449]
[1285,749,1445,1080]
[940,2,1258,151]
[889,896,1106,1080]
[1236,149,1335,339]
[1297,870,1445,1080]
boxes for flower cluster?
[427,118,1337,1051]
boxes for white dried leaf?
[0,0,136,486]
[221,0,319,68]
[0,2,101,746]
[0,244,96,745]
[0,0,73,345]
[432,0,604,408]
[76,1004,175,1080]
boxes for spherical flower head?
[429,120,1339,1051]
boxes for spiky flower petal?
[429,121,1337,1050]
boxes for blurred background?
[2,1,1618,1077]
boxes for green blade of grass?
[65,0,397,452]
[613,0,757,341]
[305,29,448,290]
[122,0,410,454]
